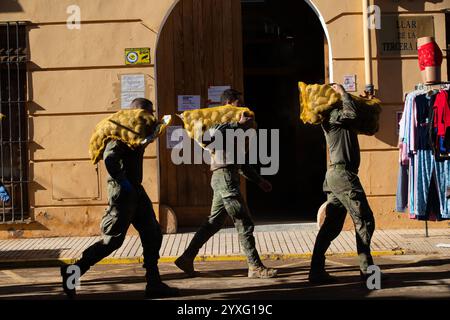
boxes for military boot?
[174,253,198,277]
[60,264,77,299]
[145,282,180,299]
[145,266,180,299]
[360,268,389,282]
[308,270,338,285]
[248,265,278,279]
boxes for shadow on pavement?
[0,257,448,300]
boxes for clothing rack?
[415,81,450,91]
[414,82,450,238]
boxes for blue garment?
[416,150,450,219]
[416,150,435,216]
[397,89,450,220]
[439,136,447,153]
[397,91,419,214]
[398,92,418,155]
[409,153,416,215]
[0,185,9,203]
[395,164,408,212]
[434,156,450,219]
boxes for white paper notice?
[121,74,146,109]
[207,85,231,104]
[121,74,145,91]
[343,75,356,92]
[121,91,145,109]
[166,125,184,149]
[177,95,201,111]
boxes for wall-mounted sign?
[120,74,145,108]
[121,91,144,109]
[125,48,151,65]
[378,15,434,56]
[207,85,231,107]
[343,74,356,92]
[177,95,201,111]
[121,74,145,91]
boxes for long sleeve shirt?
[103,140,145,186]
[321,93,360,173]
[208,122,263,184]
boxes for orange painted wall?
[311,0,450,230]
[0,0,449,238]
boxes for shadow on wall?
[0,0,23,13]
[395,0,444,11]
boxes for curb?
[0,249,406,268]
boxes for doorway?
[156,0,245,228]
[242,0,327,223]
[156,0,328,228]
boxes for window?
[0,22,29,223]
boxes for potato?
[210,111,219,122]
[89,109,172,164]
[179,104,256,147]
[299,82,339,125]
[298,81,382,135]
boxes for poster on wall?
[177,95,201,111]
[378,15,435,56]
[121,91,145,109]
[343,75,356,92]
[121,74,145,91]
[207,85,231,107]
[166,125,184,149]
[120,74,146,109]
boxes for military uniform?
[183,166,263,267]
[75,140,163,285]
[178,123,271,272]
[310,93,375,275]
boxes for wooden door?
[156,0,244,227]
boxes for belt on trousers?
[213,166,239,173]
[329,163,358,173]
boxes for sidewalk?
[0,226,449,268]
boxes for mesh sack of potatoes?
[89,109,171,164]
[298,82,382,136]
[178,105,256,148]
[298,82,341,125]
[350,96,382,136]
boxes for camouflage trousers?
[182,167,263,267]
[311,166,375,273]
[76,180,162,275]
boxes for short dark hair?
[220,89,242,105]
[129,98,154,112]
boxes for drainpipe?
[362,0,374,95]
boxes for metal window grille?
[0,22,29,223]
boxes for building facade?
[0,0,448,239]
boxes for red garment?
[433,90,450,136]
[418,41,443,71]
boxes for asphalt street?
[0,254,449,300]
